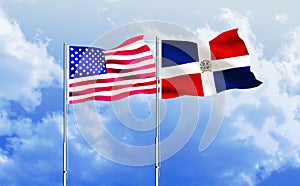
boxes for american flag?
[68,35,157,104]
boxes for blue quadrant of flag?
[213,66,262,93]
[162,40,199,67]
[69,46,107,79]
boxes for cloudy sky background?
[1,0,300,185]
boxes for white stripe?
[70,77,156,92]
[161,62,201,78]
[211,55,251,71]
[161,55,251,79]
[104,40,145,53]
[105,51,153,60]
[68,68,156,84]
[69,84,156,100]
[106,59,155,69]
[201,72,217,96]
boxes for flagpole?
[63,42,68,186]
[155,36,160,186]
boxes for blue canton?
[69,46,107,79]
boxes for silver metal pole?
[63,42,68,186]
[155,37,160,186]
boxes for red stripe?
[161,73,204,99]
[104,45,150,56]
[109,35,144,50]
[69,72,156,88]
[69,80,156,96]
[69,88,156,104]
[107,63,155,73]
[106,55,153,65]
[209,28,249,60]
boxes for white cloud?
[276,27,300,95]
[220,8,253,37]
[0,7,62,111]
[0,111,62,185]
[0,149,9,164]
[195,25,218,44]
[275,13,289,24]
[239,118,282,154]
[0,103,108,185]
[240,172,255,186]
[202,8,300,185]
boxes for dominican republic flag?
[161,28,262,99]
[68,35,156,104]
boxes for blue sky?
[1,0,300,185]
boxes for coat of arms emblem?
[200,59,212,73]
